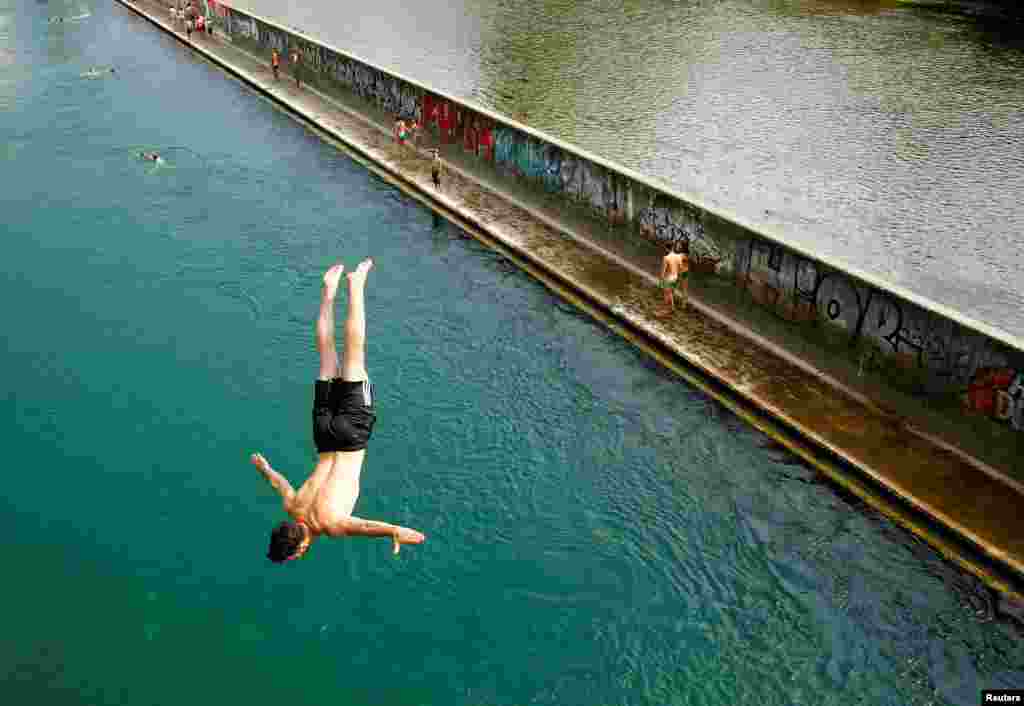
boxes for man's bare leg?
[655,285,673,318]
[317,264,345,381]
[340,258,373,382]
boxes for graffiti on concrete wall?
[490,126,629,219]
[735,235,1024,397]
[330,57,418,116]
[226,10,256,39]
[385,77,419,119]
[963,369,1024,431]
[253,20,287,52]
[335,57,377,98]
[637,194,722,269]
[234,18,422,119]
[440,102,496,160]
[223,9,1023,417]
[296,40,322,71]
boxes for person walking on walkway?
[431,149,444,191]
[290,49,301,88]
[252,259,426,562]
[271,48,280,81]
[656,241,689,316]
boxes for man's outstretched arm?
[250,453,295,502]
[328,516,426,554]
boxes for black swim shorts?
[312,378,377,453]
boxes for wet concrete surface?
[120,0,1024,594]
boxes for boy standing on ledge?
[431,149,444,191]
[290,49,301,88]
[656,241,689,316]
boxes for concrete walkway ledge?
[116,0,1024,608]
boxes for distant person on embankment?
[657,241,689,316]
[271,48,280,81]
[290,49,301,88]
[251,259,426,562]
[431,149,444,191]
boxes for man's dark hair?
[267,521,305,563]
[675,240,690,255]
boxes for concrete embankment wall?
[212,2,1024,441]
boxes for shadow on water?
[767,0,1024,21]
[765,0,905,16]
[911,0,1024,21]
[957,11,1024,50]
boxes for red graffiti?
[479,126,493,161]
[422,94,438,128]
[439,101,454,143]
[963,368,1024,431]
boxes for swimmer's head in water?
[267,520,311,563]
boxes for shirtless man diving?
[656,241,690,316]
[252,259,426,563]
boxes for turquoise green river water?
[2,3,1022,705]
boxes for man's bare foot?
[322,263,345,298]
[347,258,374,286]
